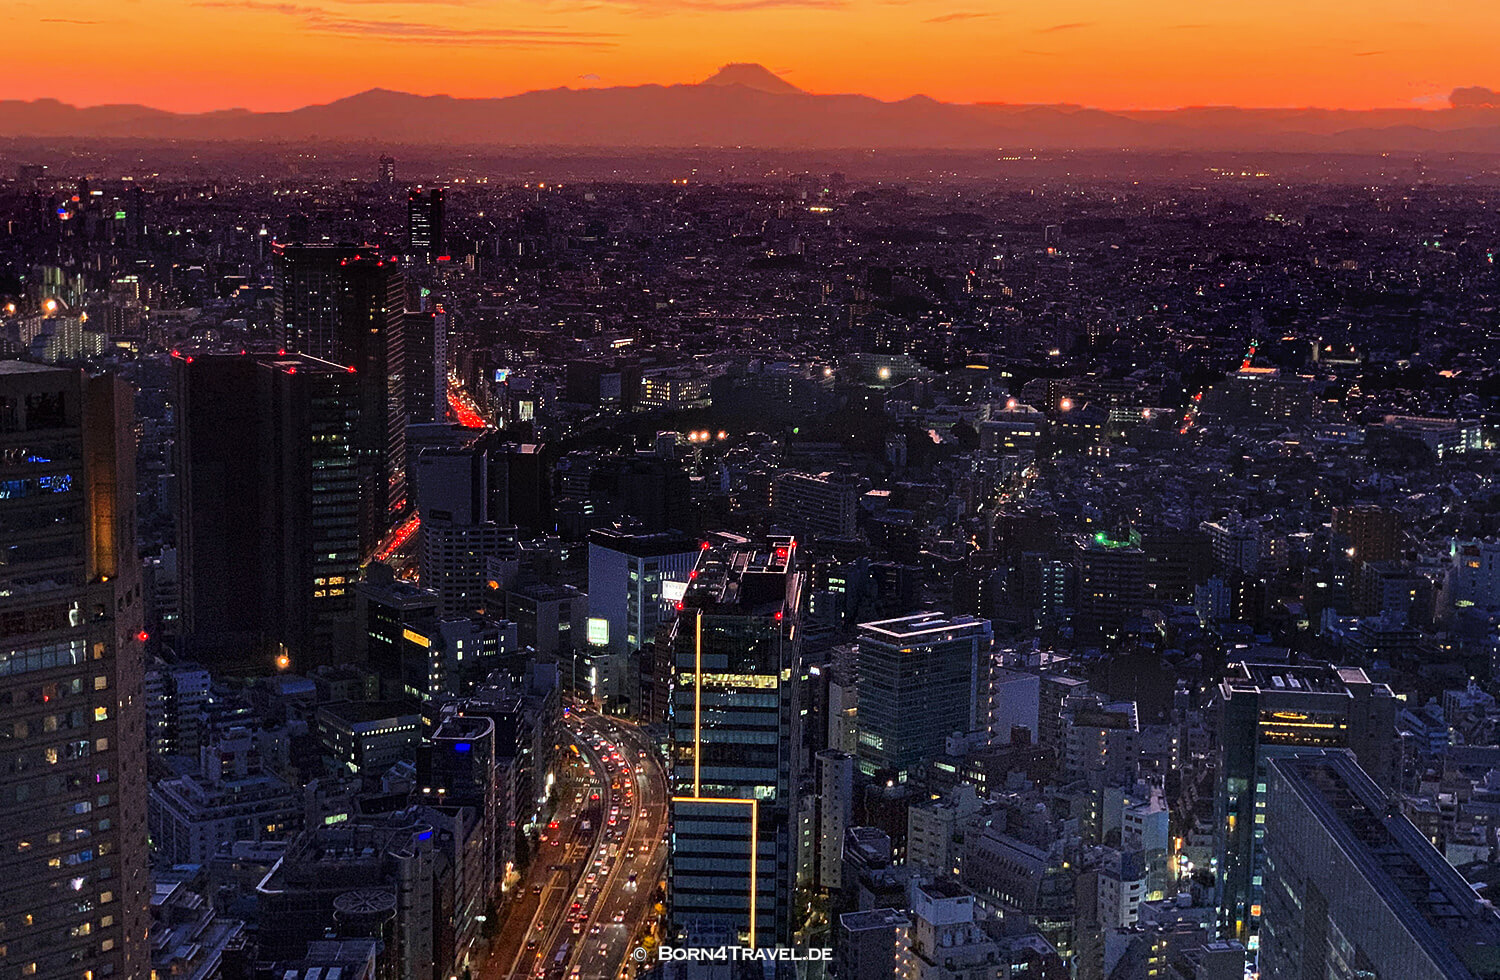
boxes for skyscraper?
[855,612,992,780]
[174,351,364,671]
[273,242,406,551]
[1262,751,1500,980]
[407,187,445,263]
[667,534,804,947]
[0,362,149,980]
[1215,660,1397,948]
[173,351,268,661]
[258,354,364,669]
[402,305,447,424]
[587,526,699,709]
[416,446,511,617]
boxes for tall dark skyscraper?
[667,534,803,947]
[258,355,363,669]
[272,242,407,550]
[0,362,150,980]
[173,352,267,659]
[402,305,447,424]
[174,351,363,670]
[406,187,445,263]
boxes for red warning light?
[774,610,784,621]
[135,630,149,643]
[674,601,684,612]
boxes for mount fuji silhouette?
[2,66,1498,151]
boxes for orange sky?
[6,0,1497,112]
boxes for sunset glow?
[8,0,1500,112]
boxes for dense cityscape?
[1,131,1499,980]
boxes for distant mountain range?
[3,66,1499,152]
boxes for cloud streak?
[1037,21,1089,32]
[196,0,617,44]
[925,10,995,23]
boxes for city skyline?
[7,0,1500,114]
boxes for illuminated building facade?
[0,362,150,980]
[667,534,804,947]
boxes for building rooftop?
[683,534,797,615]
[858,611,990,641]
[1225,660,1373,696]
[840,907,911,931]
[0,359,69,376]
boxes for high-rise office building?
[0,362,150,980]
[273,242,406,551]
[586,526,699,709]
[377,155,396,185]
[173,352,269,661]
[174,350,365,671]
[855,612,992,780]
[403,306,447,424]
[1262,751,1500,980]
[258,354,363,669]
[407,187,445,263]
[667,534,804,947]
[416,446,512,617]
[1215,660,1398,948]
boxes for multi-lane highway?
[484,708,668,980]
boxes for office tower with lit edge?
[0,362,150,980]
[667,534,804,947]
[272,242,406,553]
